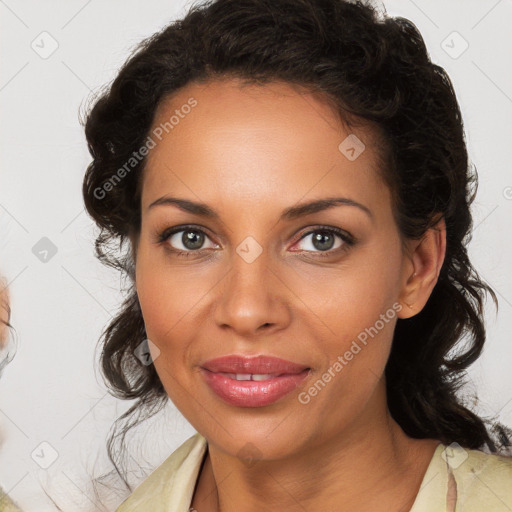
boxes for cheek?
[135,244,202,342]
[299,236,403,380]
[134,245,218,400]
[296,237,402,336]
[294,262,402,432]
[135,256,196,403]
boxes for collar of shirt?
[116,433,512,512]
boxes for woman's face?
[134,78,416,460]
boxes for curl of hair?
[82,0,511,486]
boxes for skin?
[132,77,446,511]
[0,281,9,350]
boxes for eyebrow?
[147,196,373,220]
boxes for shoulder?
[446,443,512,511]
[116,432,208,512]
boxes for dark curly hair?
[82,0,511,488]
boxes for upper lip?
[201,355,310,375]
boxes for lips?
[201,355,309,375]
[200,355,310,407]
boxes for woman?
[82,0,512,510]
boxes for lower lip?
[200,368,310,407]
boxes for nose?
[213,248,291,337]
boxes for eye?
[157,224,355,258]
[291,227,355,256]
[158,225,218,256]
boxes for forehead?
[141,78,389,213]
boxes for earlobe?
[398,217,446,319]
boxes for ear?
[397,216,446,319]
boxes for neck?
[192,381,440,512]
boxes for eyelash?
[157,224,356,259]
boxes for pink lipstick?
[200,355,310,407]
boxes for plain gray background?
[1,0,511,510]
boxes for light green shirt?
[0,487,22,512]
[116,433,512,512]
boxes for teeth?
[222,373,276,381]
[251,374,274,381]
